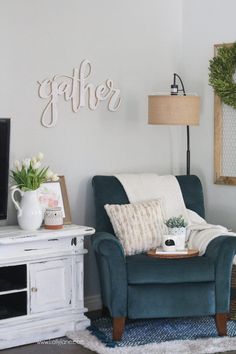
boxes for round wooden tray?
[147,249,199,259]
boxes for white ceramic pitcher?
[11,188,43,231]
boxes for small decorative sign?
[38,59,121,128]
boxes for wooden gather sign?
[38,59,121,128]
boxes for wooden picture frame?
[39,176,72,224]
[214,43,236,185]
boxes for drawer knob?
[31,287,38,293]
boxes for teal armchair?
[92,175,236,340]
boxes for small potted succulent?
[164,215,188,250]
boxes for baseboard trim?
[85,294,102,312]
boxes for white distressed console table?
[0,224,95,349]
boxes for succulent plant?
[164,215,187,229]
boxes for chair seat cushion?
[126,254,215,284]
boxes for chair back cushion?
[92,175,205,233]
[176,175,205,219]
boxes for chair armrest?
[92,232,127,317]
[92,231,125,257]
[205,235,236,312]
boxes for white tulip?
[22,158,31,170]
[31,161,41,170]
[45,169,54,179]
[31,157,37,165]
[51,174,59,182]
[37,152,44,161]
[14,160,21,170]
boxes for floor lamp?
[148,73,200,175]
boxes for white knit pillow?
[104,200,167,256]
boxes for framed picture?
[39,176,72,224]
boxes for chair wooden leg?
[215,313,227,336]
[112,317,125,341]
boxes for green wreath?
[209,42,236,109]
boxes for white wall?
[0,0,183,298]
[182,0,236,230]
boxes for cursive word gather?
[38,60,121,128]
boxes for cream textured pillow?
[104,200,167,256]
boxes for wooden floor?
[2,338,95,354]
[1,311,236,354]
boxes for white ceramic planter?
[168,227,186,250]
[11,188,43,231]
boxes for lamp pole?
[171,73,191,175]
[186,125,190,175]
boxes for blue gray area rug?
[67,316,236,354]
[88,316,236,347]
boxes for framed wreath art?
[209,42,236,109]
[209,43,236,185]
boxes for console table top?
[0,224,95,244]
